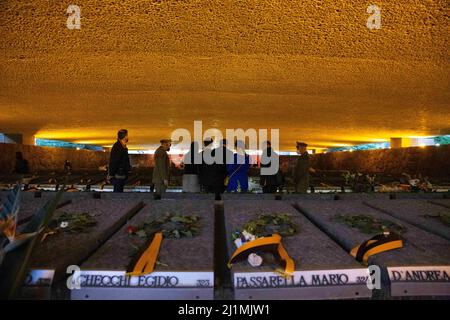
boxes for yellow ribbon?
[350,236,403,265]
[228,234,295,276]
[126,232,163,276]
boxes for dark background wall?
[0,143,109,173]
[309,145,450,179]
[1,143,449,180]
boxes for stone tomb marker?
[429,199,450,210]
[14,191,71,225]
[73,199,215,300]
[224,200,372,300]
[364,199,450,241]
[22,196,144,298]
[295,200,450,298]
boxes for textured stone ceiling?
[0,0,449,150]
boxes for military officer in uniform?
[153,139,171,199]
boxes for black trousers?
[262,185,278,193]
[203,185,225,200]
[112,178,126,193]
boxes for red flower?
[127,226,137,234]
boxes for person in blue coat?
[226,140,250,192]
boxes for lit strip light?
[128,149,297,155]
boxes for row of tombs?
[0,190,449,300]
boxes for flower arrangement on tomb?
[332,214,407,235]
[422,212,450,227]
[53,212,97,233]
[125,214,202,274]
[342,171,377,193]
[398,173,433,193]
[129,213,202,239]
[236,214,298,239]
[342,171,362,188]
[231,214,298,268]
[40,212,98,242]
[378,184,406,193]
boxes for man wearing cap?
[108,129,131,193]
[153,139,171,199]
[293,142,310,193]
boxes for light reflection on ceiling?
[0,1,449,151]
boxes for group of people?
[182,138,251,199]
[108,129,311,197]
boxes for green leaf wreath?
[239,214,298,238]
[333,214,407,235]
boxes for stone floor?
[1,190,449,300]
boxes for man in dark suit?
[199,138,228,200]
[293,141,310,193]
[260,141,279,193]
[108,129,131,193]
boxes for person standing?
[153,139,171,199]
[108,129,131,193]
[226,140,250,192]
[199,138,227,200]
[293,141,310,193]
[182,141,201,193]
[220,139,234,168]
[14,152,29,174]
[260,141,279,193]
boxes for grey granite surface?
[29,197,144,281]
[296,200,450,267]
[393,193,445,200]
[224,200,363,273]
[429,199,450,209]
[364,199,450,241]
[335,193,390,201]
[222,193,280,201]
[1,191,69,224]
[82,199,215,272]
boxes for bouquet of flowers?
[231,214,298,268]
[129,213,201,239]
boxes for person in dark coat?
[108,129,131,193]
[14,152,29,174]
[293,141,310,193]
[260,141,279,193]
[64,160,72,174]
[182,141,201,192]
[199,138,227,200]
[220,139,235,167]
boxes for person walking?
[108,129,131,193]
[153,139,171,199]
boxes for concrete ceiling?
[0,0,449,151]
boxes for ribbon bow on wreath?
[228,234,295,277]
[126,213,202,276]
